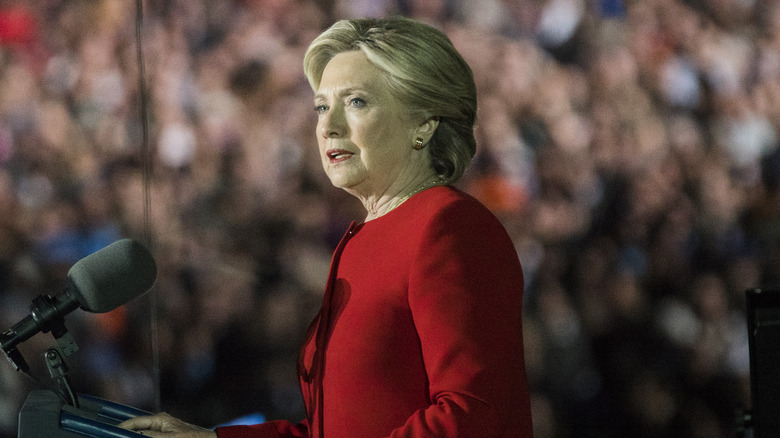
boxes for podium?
[746,288,780,438]
[18,390,150,437]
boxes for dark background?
[1,1,779,437]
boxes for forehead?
[316,50,387,95]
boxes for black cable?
[134,0,161,413]
[19,366,71,407]
[44,348,79,408]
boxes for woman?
[121,16,533,437]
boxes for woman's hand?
[118,412,217,438]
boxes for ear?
[414,117,439,144]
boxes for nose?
[319,106,346,138]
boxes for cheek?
[357,117,404,151]
[315,137,329,166]
[315,119,325,141]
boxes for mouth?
[326,148,354,163]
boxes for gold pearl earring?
[413,138,425,150]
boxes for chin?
[326,171,361,191]
[327,176,351,191]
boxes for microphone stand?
[1,343,30,373]
[2,308,81,408]
[40,310,81,407]
[45,348,79,408]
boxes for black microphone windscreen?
[66,239,157,313]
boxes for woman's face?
[314,50,426,198]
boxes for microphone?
[0,239,157,357]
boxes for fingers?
[118,412,174,432]
[118,413,217,438]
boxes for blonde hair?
[303,16,477,185]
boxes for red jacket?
[217,186,533,437]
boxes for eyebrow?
[314,86,370,102]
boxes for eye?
[348,97,367,108]
[314,104,328,114]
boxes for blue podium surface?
[19,390,151,438]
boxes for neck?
[363,176,444,221]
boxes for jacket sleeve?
[215,420,309,438]
[391,200,533,437]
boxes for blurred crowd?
[1,0,779,437]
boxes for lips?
[326,148,354,163]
